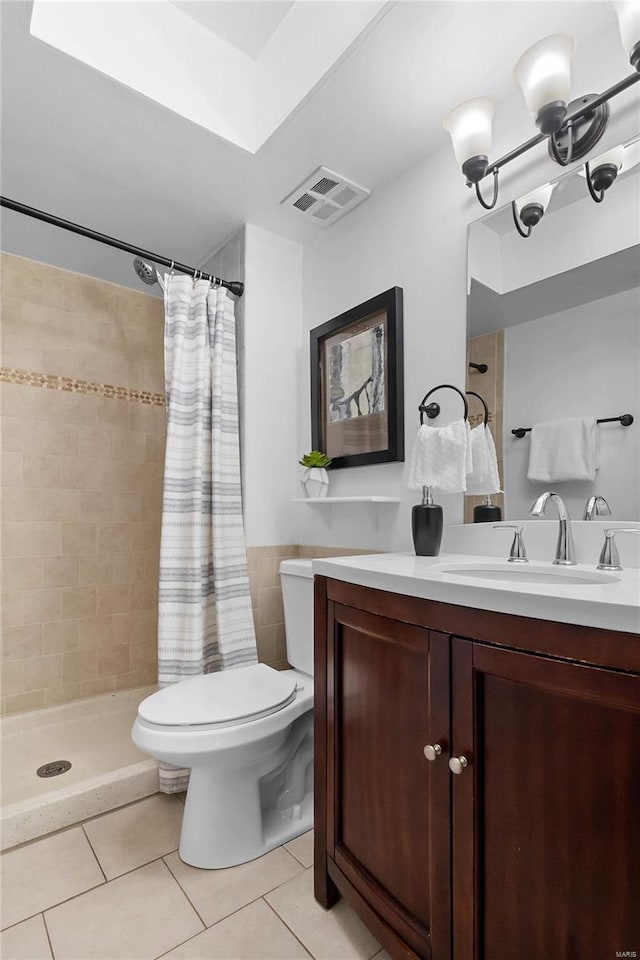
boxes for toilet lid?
[138,663,298,727]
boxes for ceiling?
[0,1,617,292]
[170,1,295,59]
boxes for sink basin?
[435,563,620,585]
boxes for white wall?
[243,225,303,546]
[295,13,638,551]
[503,288,640,522]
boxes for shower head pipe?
[0,196,245,298]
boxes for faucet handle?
[597,528,640,571]
[493,524,528,563]
[583,495,612,521]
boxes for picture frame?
[310,286,404,469]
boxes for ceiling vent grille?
[281,167,370,227]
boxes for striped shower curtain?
[158,275,257,793]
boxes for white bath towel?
[527,416,599,483]
[408,419,473,493]
[466,424,502,495]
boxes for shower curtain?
[158,275,257,793]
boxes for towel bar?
[511,414,634,438]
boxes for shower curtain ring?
[169,260,175,278]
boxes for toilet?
[131,558,314,869]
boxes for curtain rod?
[0,196,244,298]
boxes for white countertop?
[311,552,640,634]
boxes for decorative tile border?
[468,411,495,427]
[0,367,165,406]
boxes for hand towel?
[466,424,502,495]
[408,419,472,493]
[527,416,599,483]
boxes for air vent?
[293,193,317,212]
[281,166,371,227]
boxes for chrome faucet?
[493,524,528,562]
[529,491,576,565]
[583,495,612,521]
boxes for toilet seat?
[138,663,297,729]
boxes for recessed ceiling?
[170,1,295,59]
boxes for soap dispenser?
[412,486,443,556]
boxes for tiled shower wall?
[1,254,166,714]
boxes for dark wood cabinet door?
[452,639,640,960]
[326,602,451,959]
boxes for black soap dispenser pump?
[473,495,502,523]
[412,486,443,556]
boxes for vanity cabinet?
[314,577,640,960]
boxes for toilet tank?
[279,559,314,676]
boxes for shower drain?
[36,760,72,778]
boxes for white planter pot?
[301,467,329,498]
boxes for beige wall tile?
[1,451,22,486]
[82,677,116,697]
[255,624,276,663]
[42,556,79,588]
[2,557,42,591]
[1,254,44,303]
[63,649,98,684]
[62,521,97,554]
[78,490,113,522]
[43,488,81,521]
[130,641,157,672]
[79,616,113,649]
[145,433,165,462]
[43,683,84,706]
[257,586,284,626]
[96,583,129,616]
[23,454,61,488]
[112,609,156,645]
[60,457,105,490]
[130,581,156,612]
[61,586,96,620]
[58,391,97,426]
[112,428,146,462]
[1,659,25,695]
[97,521,129,553]
[114,667,156,690]
[0,382,61,421]
[79,554,113,585]
[96,396,130,428]
[113,551,145,583]
[112,491,144,522]
[42,619,80,655]
[23,588,61,624]
[2,488,43,522]
[97,643,130,677]
[2,623,43,660]
[129,521,158,552]
[24,654,63,691]
[3,689,45,714]
[78,424,113,459]
[22,521,62,557]
[1,591,23,626]
[1,522,23,557]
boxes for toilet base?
[178,711,314,869]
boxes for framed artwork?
[310,286,404,469]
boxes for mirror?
[466,136,640,523]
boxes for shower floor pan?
[1,687,158,850]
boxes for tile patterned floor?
[0,795,393,960]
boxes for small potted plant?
[299,450,332,498]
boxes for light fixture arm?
[473,168,500,209]
[549,120,574,166]
[479,70,640,184]
[585,160,606,203]
[511,201,532,238]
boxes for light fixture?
[443,4,640,210]
[513,34,576,136]
[613,0,640,69]
[584,145,625,201]
[511,182,557,238]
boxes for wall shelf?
[292,497,401,504]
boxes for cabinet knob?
[423,744,442,762]
[449,755,469,775]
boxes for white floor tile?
[0,827,104,929]
[83,794,183,879]
[163,898,311,959]
[164,846,304,928]
[45,860,203,960]
[0,916,52,960]
[266,868,381,960]
[284,830,314,868]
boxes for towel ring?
[418,383,469,425]
[465,390,489,426]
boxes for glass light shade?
[515,181,557,216]
[613,1,640,60]
[513,34,577,116]
[577,145,625,177]
[621,137,640,172]
[442,97,495,167]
